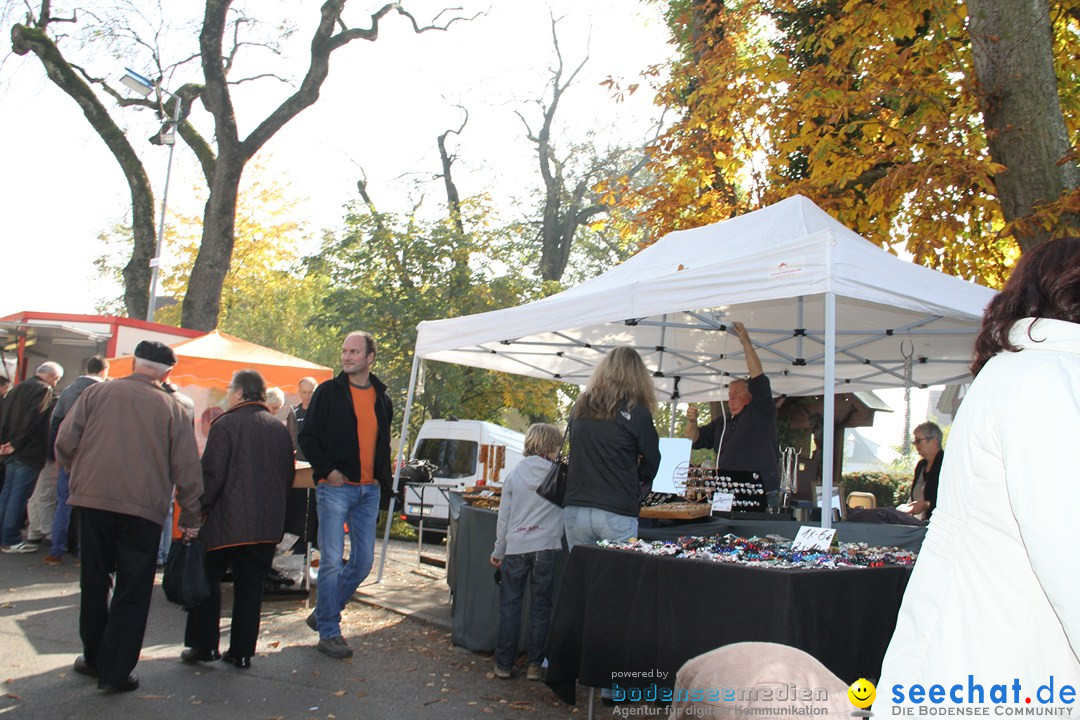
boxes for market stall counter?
[543,544,913,705]
[447,493,922,668]
[640,516,926,551]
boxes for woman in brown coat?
[181,369,295,669]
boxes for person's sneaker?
[43,554,63,565]
[2,541,40,554]
[526,664,544,681]
[494,664,512,679]
[25,536,45,545]
[316,636,353,659]
[305,611,318,632]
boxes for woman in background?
[563,346,660,549]
[181,369,295,669]
[265,386,300,453]
[877,238,1080,708]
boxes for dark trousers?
[184,543,275,657]
[79,507,161,685]
[495,549,556,670]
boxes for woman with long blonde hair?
[563,346,660,549]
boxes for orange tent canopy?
[107,329,333,393]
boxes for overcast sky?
[0,0,673,315]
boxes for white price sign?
[791,526,837,552]
[712,492,734,513]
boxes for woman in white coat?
[876,238,1080,710]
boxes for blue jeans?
[563,505,637,550]
[1,460,39,546]
[49,467,73,557]
[314,482,381,639]
[495,550,556,670]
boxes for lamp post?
[121,68,181,322]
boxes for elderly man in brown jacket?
[56,341,202,693]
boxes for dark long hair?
[971,237,1080,376]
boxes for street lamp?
[122,68,181,322]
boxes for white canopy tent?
[377,195,996,578]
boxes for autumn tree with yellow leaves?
[623,0,1080,285]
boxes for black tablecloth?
[544,545,912,704]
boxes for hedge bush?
[841,471,910,508]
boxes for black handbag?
[536,422,570,507]
[162,539,212,609]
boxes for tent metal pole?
[797,296,804,362]
[822,291,837,529]
[376,353,422,583]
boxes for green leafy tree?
[154,176,336,365]
[308,194,563,441]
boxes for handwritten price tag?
[712,492,734,512]
[792,526,837,552]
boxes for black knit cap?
[133,340,178,367]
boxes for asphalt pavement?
[0,538,589,719]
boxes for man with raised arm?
[683,321,780,502]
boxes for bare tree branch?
[521,14,603,282]
[228,72,289,86]
[437,106,469,240]
[355,172,390,236]
[12,0,478,329]
[12,15,156,315]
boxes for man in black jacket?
[42,356,109,564]
[0,362,63,552]
[298,331,393,660]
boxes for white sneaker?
[2,542,40,554]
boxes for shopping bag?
[162,539,211,609]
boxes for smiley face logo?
[848,678,876,709]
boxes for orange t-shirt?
[349,384,378,485]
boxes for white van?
[400,419,525,537]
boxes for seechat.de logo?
[850,678,877,716]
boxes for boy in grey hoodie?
[490,423,564,680]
